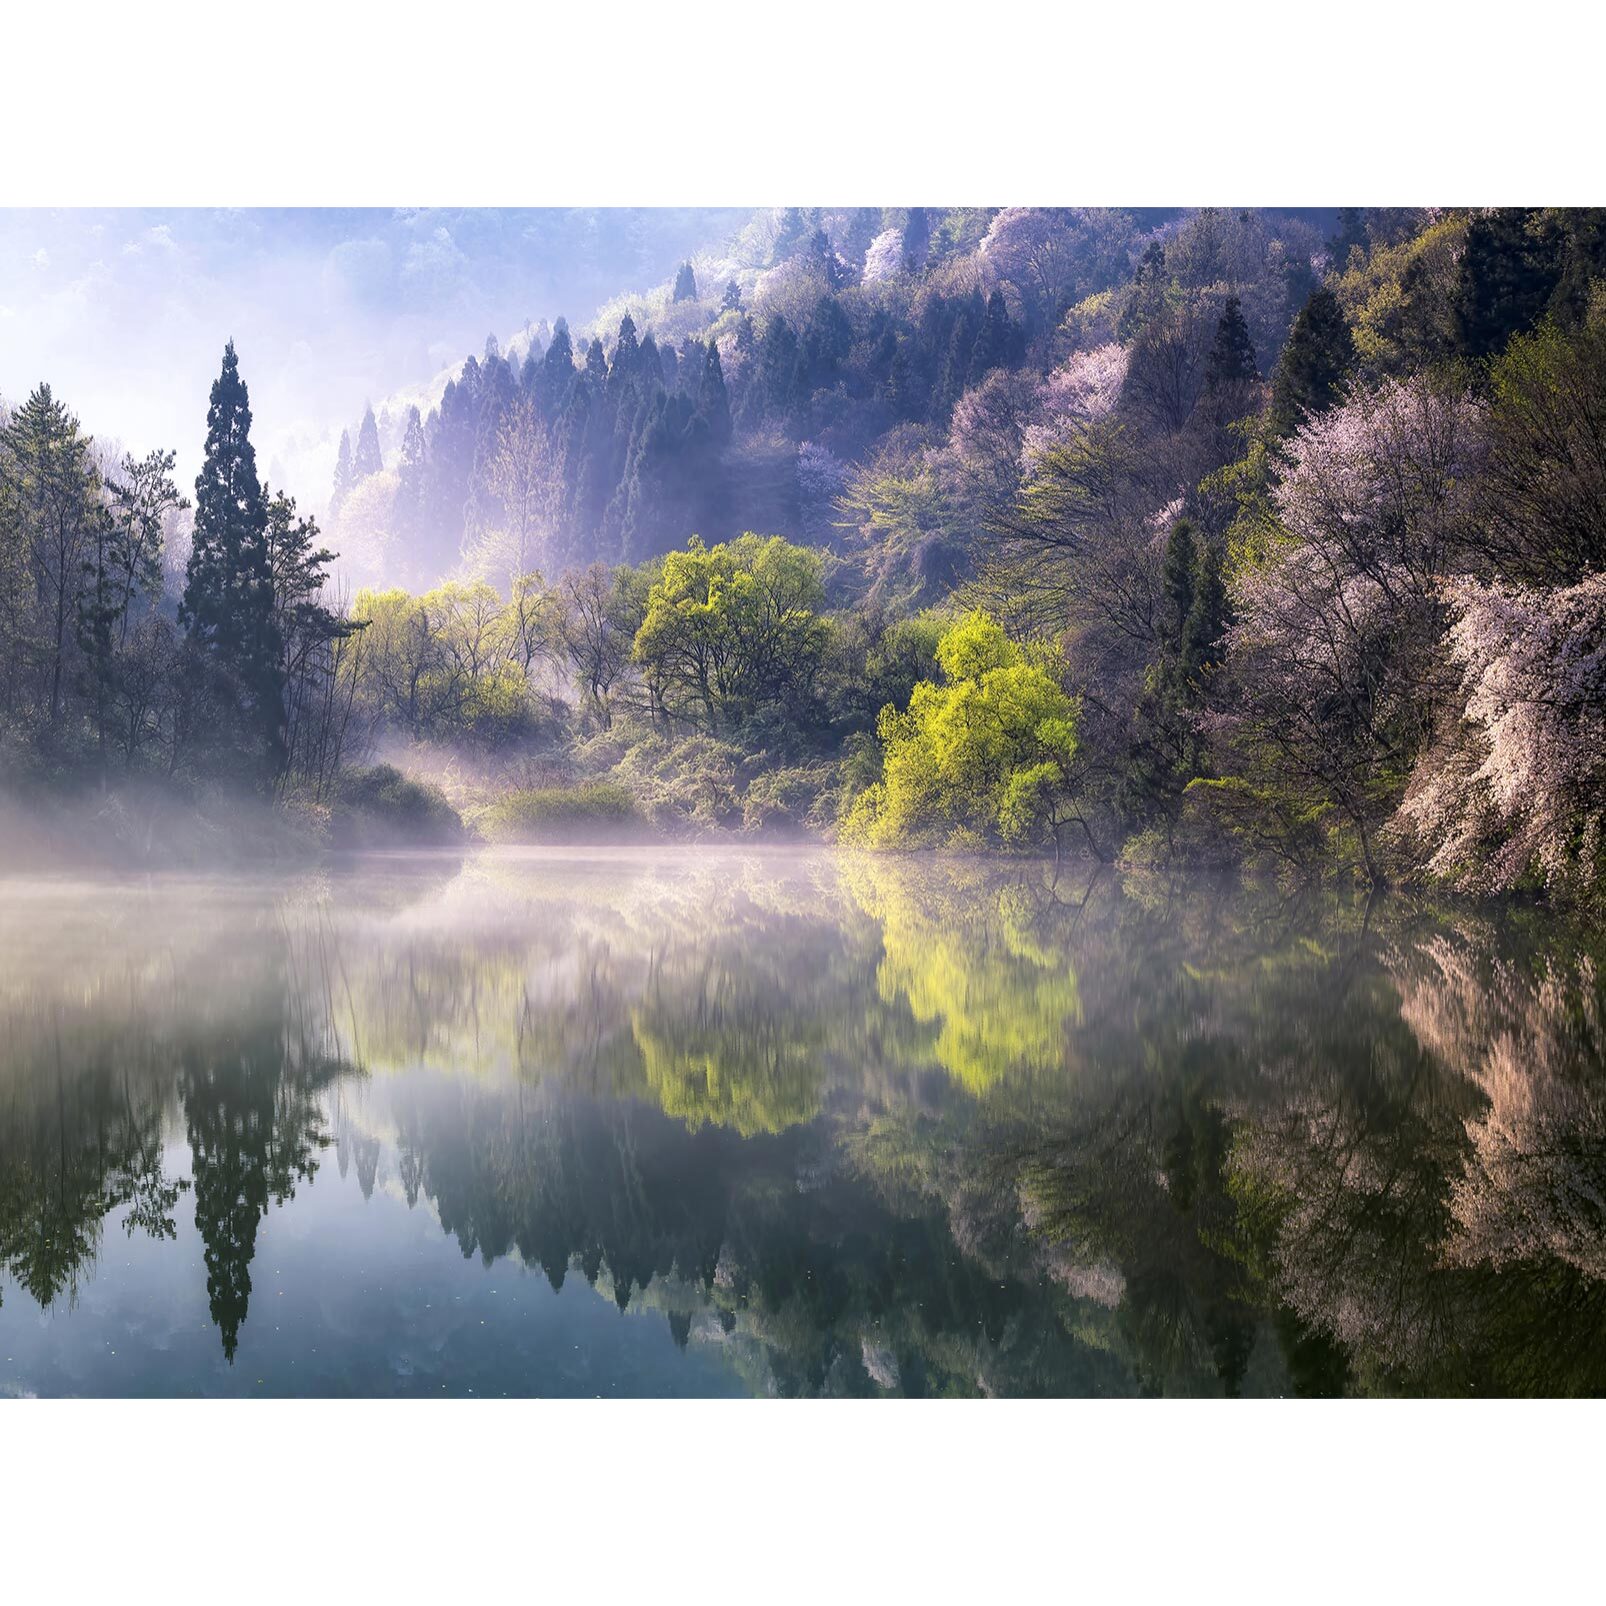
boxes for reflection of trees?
[843,858,1083,1091]
[0,1036,184,1311]
[7,854,1606,1395]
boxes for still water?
[2,846,1603,1397]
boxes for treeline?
[7,205,1606,903]
[0,344,361,800]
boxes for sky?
[0,207,748,510]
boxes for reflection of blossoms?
[1393,935,1606,1281]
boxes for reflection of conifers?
[179,1024,345,1361]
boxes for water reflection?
[1,849,1603,1396]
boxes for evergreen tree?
[1162,519,1198,638]
[1270,287,1354,436]
[0,384,99,725]
[1205,295,1258,390]
[331,429,353,512]
[353,404,383,479]
[901,207,931,275]
[1327,207,1369,272]
[1453,207,1565,362]
[180,341,284,782]
[391,405,428,554]
[698,340,732,445]
[673,261,698,302]
[537,318,577,421]
[721,279,743,313]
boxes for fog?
[0,207,749,511]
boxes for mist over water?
[2,846,1603,1396]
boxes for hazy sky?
[0,207,746,509]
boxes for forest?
[3,205,1605,906]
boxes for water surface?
[2,847,1603,1396]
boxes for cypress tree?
[180,341,283,781]
[1162,519,1198,638]
[901,207,931,275]
[721,279,743,312]
[395,406,428,543]
[1205,295,1258,390]
[537,318,577,420]
[1453,207,1565,362]
[1270,287,1354,436]
[331,429,353,512]
[698,340,732,445]
[353,403,383,479]
[673,262,698,302]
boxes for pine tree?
[1270,287,1354,436]
[1162,519,1198,638]
[394,406,428,545]
[180,341,284,782]
[1327,208,1369,272]
[901,207,931,275]
[537,318,577,420]
[331,429,353,513]
[698,340,732,445]
[353,403,383,479]
[1453,207,1565,362]
[721,279,743,313]
[673,261,698,302]
[1205,295,1258,390]
[0,384,99,725]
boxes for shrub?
[329,764,463,848]
[478,781,644,843]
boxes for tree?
[331,429,354,514]
[180,341,284,782]
[632,535,827,732]
[1453,208,1564,363]
[1471,302,1606,584]
[353,404,384,480]
[1211,377,1484,881]
[466,395,561,586]
[901,207,931,276]
[1270,287,1355,436]
[265,489,360,795]
[1205,295,1258,390]
[1396,573,1606,898]
[698,340,733,446]
[561,561,649,728]
[0,384,100,726]
[843,611,1083,855]
[673,262,698,303]
[721,279,743,313]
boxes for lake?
[1,846,1602,1397]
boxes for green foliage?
[632,534,828,733]
[180,341,284,784]
[843,611,1081,852]
[328,763,463,847]
[1269,287,1355,436]
[478,780,642,843]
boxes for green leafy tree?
[844,611,1083,854]
[632,535,827,733]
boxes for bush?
[478,781,645,843]
[329,764,463,848]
